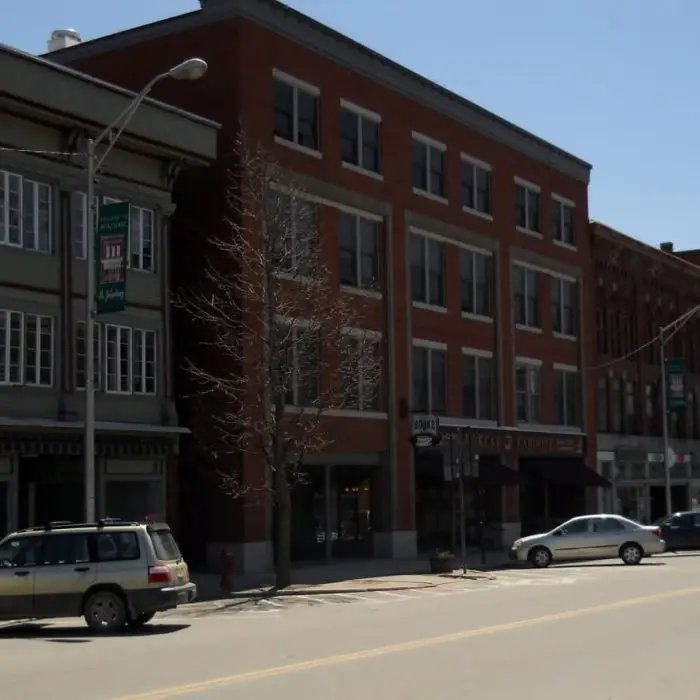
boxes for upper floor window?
[410,232,445,308]
[460,155,491,216]
[104,324,157,395]
[269,192,317,278]
[462,350,496,421]
[551,196,575,246]
[513,265,540,329]
[597,378,609,432]
[75,321,102,391]
[0,309,53,387]
[340,101,381,175]
[412,342,446,415]
[411,133,446,200]
[515,360,541,423]
[551,277,578,336]
[0,170,51,252]
[554,367,580,427]
[460,248,493,318]
[273,70,320,154]
[339,212,380,291]
[275,321,319,407]
[515,179,540,233]
[340,331,382,412]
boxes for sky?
[3,0,698,251]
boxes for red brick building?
[591,223,700,523]
[48,0,603,571]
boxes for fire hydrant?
[220,548,235,593]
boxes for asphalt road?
[4,553,700,700]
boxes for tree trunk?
[274,465,292,589]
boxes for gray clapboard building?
[0,44,218,536]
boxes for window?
[95,532,140,562]
[559,518,589,535]
[412,343,446,415]
[460,156,491,215]
[460,248,492,317]
[270,193,317,277]
[130,206,155,272]
[513,265,540,328]
[339,212,380,291]
[597,378,609,432]
[104,325,157,395]
[70,192,98,259]
[0,170,51,252]
[40,534,90,566]
[75,321,102,390]
[592,518,625,533]
[515,362,541,423]
[551,278,578,336]
[278,322,319,407]
[411,135,446,199]
[552,197,575,246]
[340,102,381,174]
[340,333,382,411]
[273,70,320,153]
[554,367,580,427]
[410,232,445,307]
[0,536,42,568]
[515,181,540,232]
[0,310,53,387]
[149,529,182,561]
[462,351,495,420]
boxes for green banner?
[96,201,128,315]
[666,357,686,412]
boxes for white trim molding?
[340,98,382,123]
[461,346,493,359]
[514,258,577,284]
[460,152,492,172]
[515,356,543,367]
[514,176,541,192]
[411,131,447,151]
[553,362,578,372]
[552,193,576,208]
[409,225,493,256]
[341,327,383,341]
[413,338,447,351]
[272,68,321,96]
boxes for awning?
[521,458,611,488]
[474,461,520,485]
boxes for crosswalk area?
[177,563,645,619]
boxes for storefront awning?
[521,458,611,488]
[474,461,520,485]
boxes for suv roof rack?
[19,518,144,533]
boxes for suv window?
[593,518,626,533]
[149,529,181,561]
[95,532,141,562]
[41,534,90,566]
[0,536,43,567]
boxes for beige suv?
[0,518,196,633]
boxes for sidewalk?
[190,549,513,603]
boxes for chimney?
[660,242,674,254]
[47,29,82,52]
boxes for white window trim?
[104,324,133,395]
[551,195,577,249]
[515,356,543,367]
[408,225,493,256]
[0,171,52,253]
[413,338,447,351]
[75,320,102,391]
[340,98,381,123]
[269,182,383,222]
[461,347,493,359]
[339,99,383,180]
[552,277,578,338]
[513,263,542,330]
[514,176,541,193]
[410,231,446,311]
[272,68,322,159]
[411,132,447,203]
[129,205,156,273]
[555,366,579,427]
[515,259,577,284]
[552,193,575,207]
[338,212,382,295]
[275,317,319,408]
[515,361,541,424]
[133,328,157,396]
[342,327,382,341]
[411,131,446,151]
[0,310,23,386]
[459,247,493,322]
[460,153,494,222]
[23,314,54,388]
[554,363,578,372]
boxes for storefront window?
[104,480,164,521]
[629,462,646,480]
[616,485,646,522]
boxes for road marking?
[376,591,412,599]
[113,585,700,700]
[259,599,285,608]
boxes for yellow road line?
[114,585,700,700]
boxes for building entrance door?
[0,481,8,538]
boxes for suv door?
[661,514,693,550]
[0,535,42,620]
[94,530,146,596]
[33,533,96,619]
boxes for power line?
[590,304,700,372]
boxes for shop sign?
[470,429,584,457]
[411,415,441,448]
[666,357,686,412]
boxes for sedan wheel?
[528,546,552,568]
[620,543,643,565]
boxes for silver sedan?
[509,514,667,568]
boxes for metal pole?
[84,138,97,522]
[659,325,672,516]
[458,428,468,573]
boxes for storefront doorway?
[0,481,8,538]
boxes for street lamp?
[83,58,208,522]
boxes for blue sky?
[4,0,698,250]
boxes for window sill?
[274,135,322,160]
[340,285,383,300]
[553,332,577,342]
[438,416,498,428]
[515,323,542,334]
[341,161,384,181]
[412,188,448,205]
[413,301,447,314]
[461,312,493,324]
[517,422,584,435]
[274,271,314,285]
[553,239,577,252]
[462,206,493,222]
[284,405,387,420]
[516,226,543,239]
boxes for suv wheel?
[84,591,127,633]
[129,612,155,628]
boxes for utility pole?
[458,428,467,574]
[659,325,673,516]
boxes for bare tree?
[179,132,382,588]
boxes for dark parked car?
[655,511,700,551]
